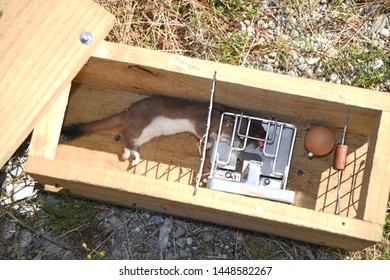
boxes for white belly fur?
[133,116,197,148]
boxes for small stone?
[246,26,254,34]
[45,243,63,257]
[9,166,23,178]
[186,237,193,246]
[107,215,124,230]
[238,22,246,32]
[370,58,384,71]
[179,248,189,258]
[306,57,320,65]
[33,237,42,249]
[202,232,215,242]
[147,237,157,247]
[12,182,36,201]
[1,220,15,239]
[287,69,297,76]
[371,15,388,34]
[329,73,339,83]
[263,64,273,72]
[18,230,33,248]
[305,67,314,77]
[174,226,186,238]
[297,64,308,71]
[153,214,164,225]
[5,183,14,194]
[158,217,173,249]
[380,28,389,38]
[218,231,229,241]
[269,51,277,59]
[175,237,186,248]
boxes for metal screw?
[80,31,94,45]
[264,178,270,185]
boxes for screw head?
[80,31,94,45]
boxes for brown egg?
[304,126,335,156]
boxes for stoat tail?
[60,112,124,142]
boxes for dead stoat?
[60,96,266,166]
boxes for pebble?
[147,237,157,247]
[174,225,186,238]
[153,213,165,225]
[305,67,314,77]
[218,231,229,241]
[287,69,297,76]
[1,220,15,240]
[33,237,42,249]
[306,57,320,65]
[246,26,254,34]
[263,64,273,72]
[269,51,277,59]
[297,63,308,71]
[179,248,189,258]
[107,215,124,230]
[9,166,23,178]
[18,230,33,248]
[238,22,246,32]
[329,73,340,83]
[158,217,173,249]
[380,28,389,38]
[370,58,384,71]
[176,237,186,248]
[202,232,215,242]
[45,243,64,258]
[371,15,388,34]
[12,182,36,201]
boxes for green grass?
[42,195,97,236]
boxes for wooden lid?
[0,0,115,167]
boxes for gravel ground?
[1,0,389,260]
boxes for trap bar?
[207,112,297,204]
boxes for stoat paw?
[130,150,141,166]
[122,148,131,160]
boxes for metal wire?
[337,108,350,215]
[193,71,217,195]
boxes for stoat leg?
[122,148,131,160]
[122,148,141,166]
[130,150,141,166]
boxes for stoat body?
[60,96,265,166]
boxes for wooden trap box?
[25,41,390,251]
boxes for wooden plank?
[0,0,115,167]
[29,84,71,159]
[26,155,383,250]
[358,111,390,224]
[75,42,383,136]
[60,83,372,215]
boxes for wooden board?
[75,41,384,135]
[25,42,390,250]
[60,83,370,218]
[0,0,115,167]
[26,155,383,250]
